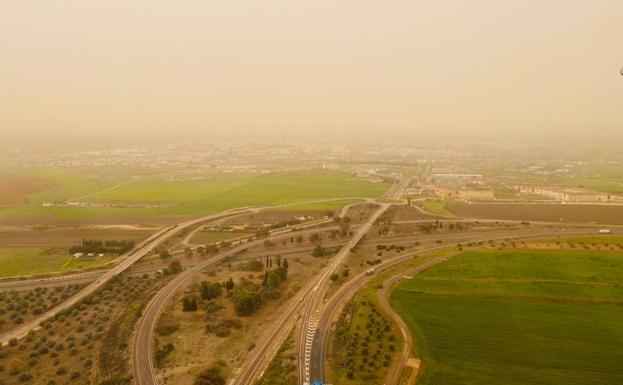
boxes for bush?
[193,366,225,385]
[168,260,182,274]
[231,285,264,316]
[155,343,174,367]
[200,281,222,300]
[182,296,198,312]
[19,372,33,383]
[156,318,179,336]
[242,259,264,272]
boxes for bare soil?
[0,175,56,206]
[446,202,623,225]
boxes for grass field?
[0,248,116,278]
[391,249,623,385]
[419,200,455,217]
[0,170,389,220]
[274,199,360,212]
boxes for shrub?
[193,366,225,385]
[19,372,33,383]
[182,297,198,312]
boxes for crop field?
[446,202,623,224]
[0,274,169,385]
[0,248,116,278]
[391,248,623,385]
[0,170,389,221]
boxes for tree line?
[69,239,135,255]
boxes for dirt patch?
[0,175,56,206]
[386,205,436,221]
[447,202,623,225]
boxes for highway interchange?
[0,177,615,385]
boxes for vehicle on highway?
[599,229,612,234]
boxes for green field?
[391,249,623,385]
[0,170,389,220]
[0,248,116,278]
[274,199,360,212]
[419,199,456,217]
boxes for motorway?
[226,178,607,385]
[2,213,596,292]
[131,216,363,385]
[291,180,409,384]
[0,197,369,346]
[297,203,391,384]
[5,175,610,385]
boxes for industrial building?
[519,185,612,202]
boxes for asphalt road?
[0,197,372,347]
[230,201,392,385]
[131,224,351,385]
[297,203,391,384]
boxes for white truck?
[599,229,612,234]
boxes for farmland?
[446,202,623,224]
[0,175,56,206]
[0,170,389,222]
[0,248,116,278]
[87,171,387,212]
[330,290,403,385]
[0,273,169,385]
[391,248,623,385]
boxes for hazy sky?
[1,0,622,138]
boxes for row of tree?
[69,239,135,255]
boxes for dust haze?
[2,0,622,143]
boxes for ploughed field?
[391,248,623,385]
[446,202,623,225]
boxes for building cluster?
[427,173,495,201]
[519,185,613,203]
[433,186,495,200]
